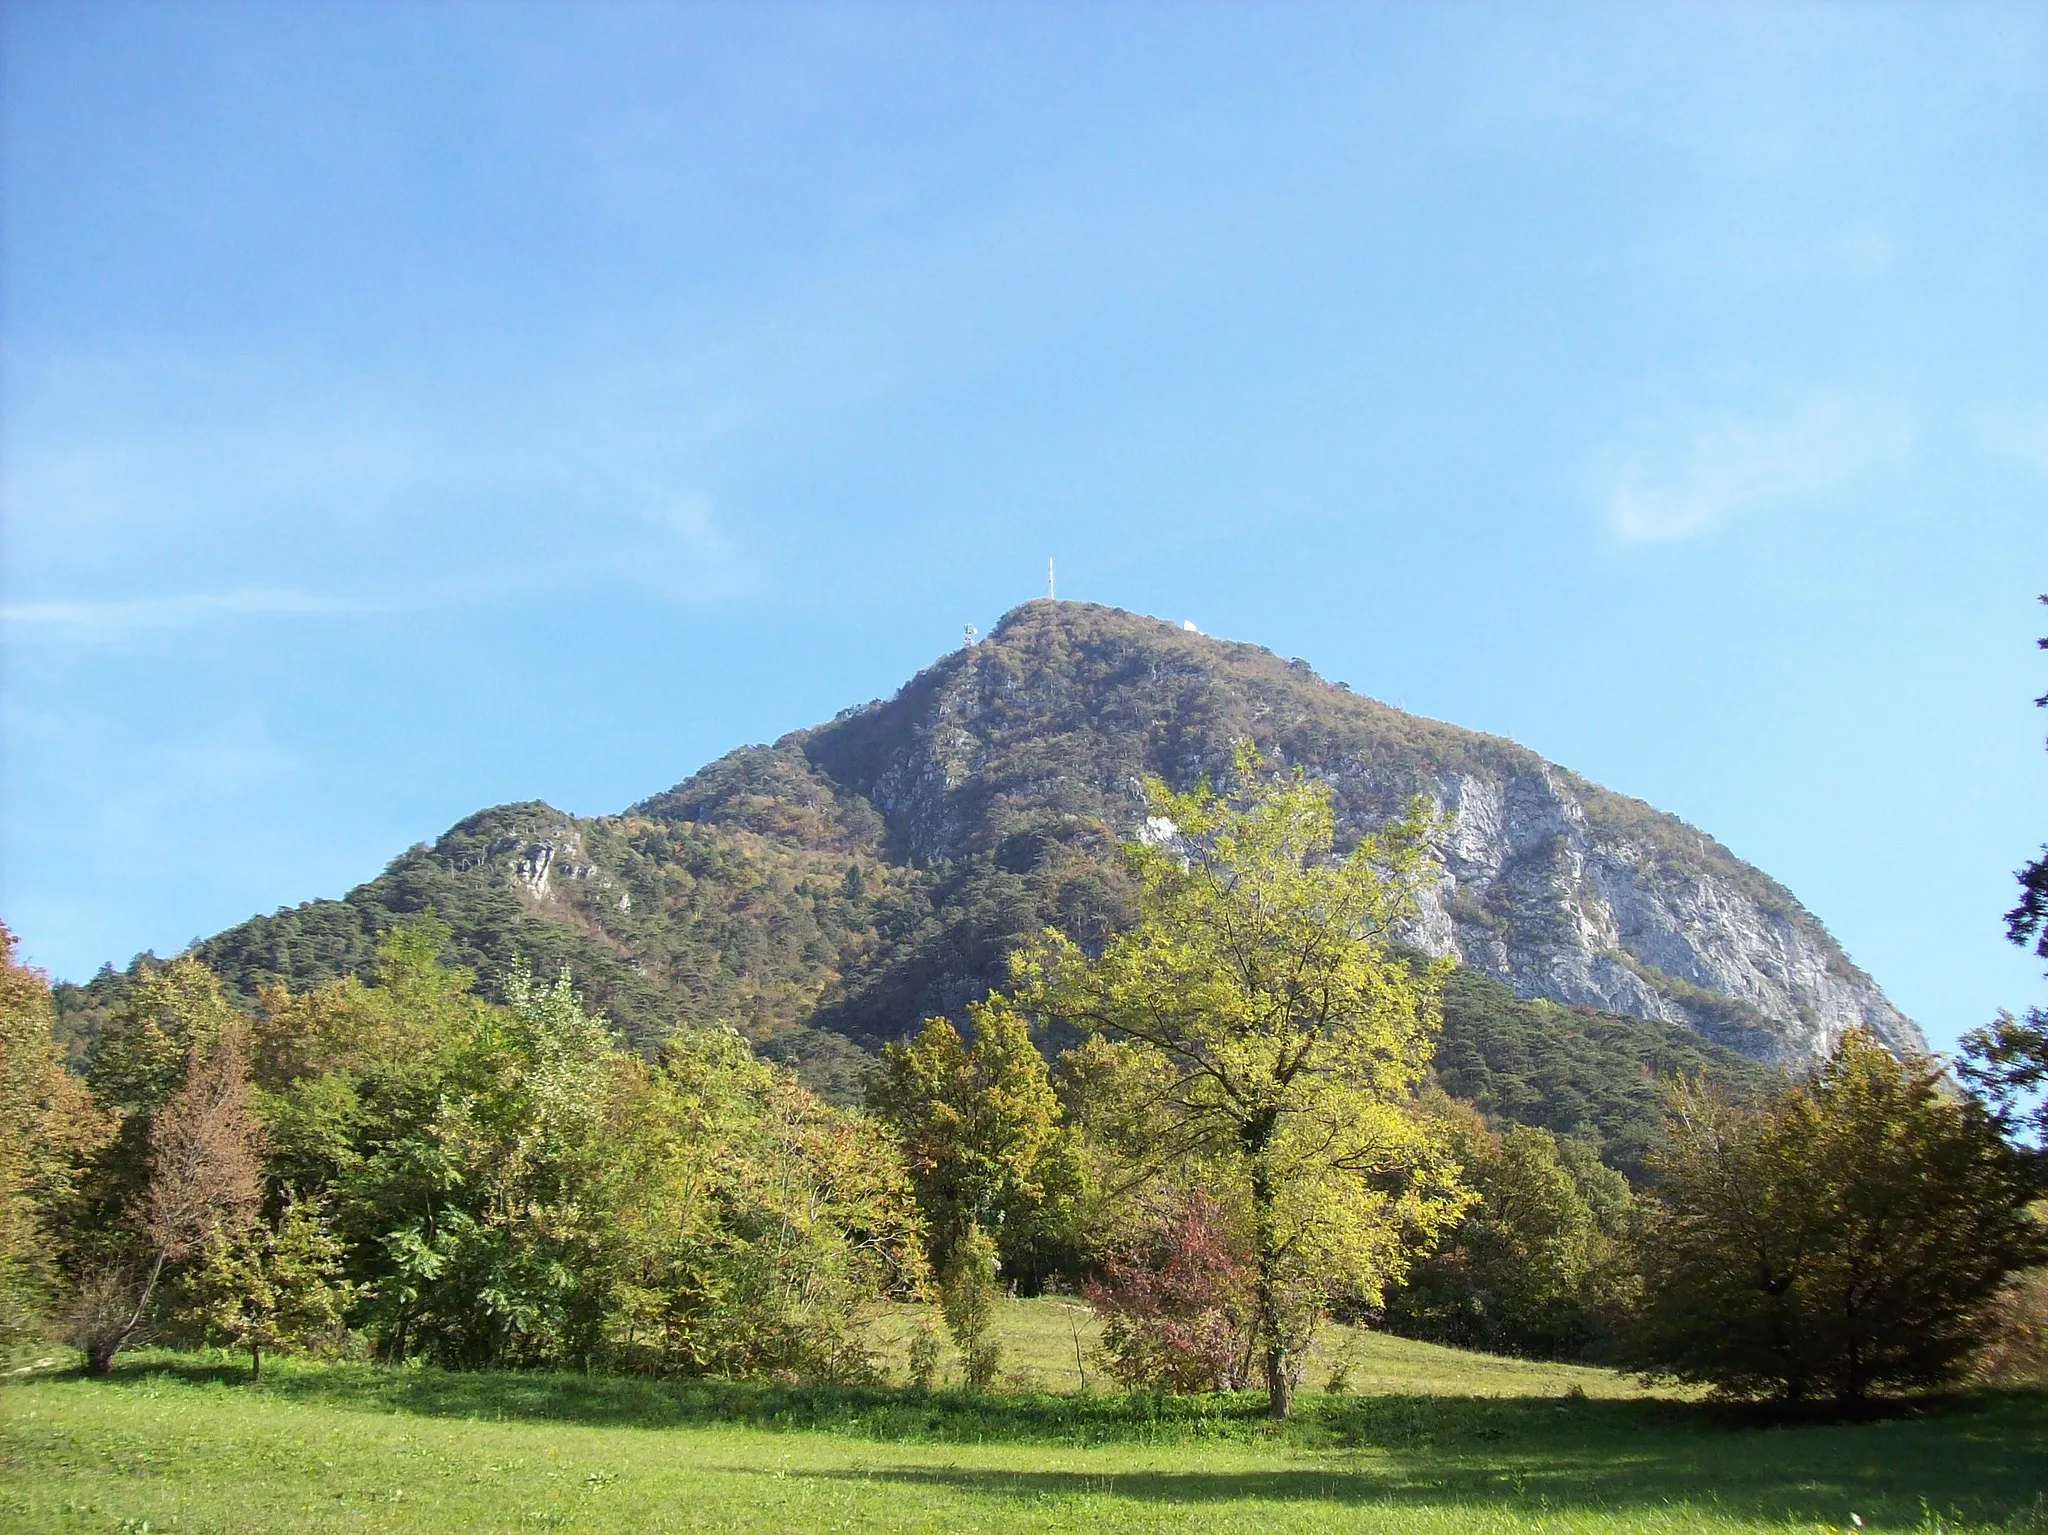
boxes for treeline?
[3,745,2044,1413]
[3,921,921,1382]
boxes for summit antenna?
[1048,558,1055,601]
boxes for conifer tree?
[1961,594,2048,1146]
[181,1193,354,1380]
[940,1222,1003,1389]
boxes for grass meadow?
[3,1300,2042,1535]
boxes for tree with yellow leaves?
[1018,741,1468,1417]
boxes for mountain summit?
[177,601,1921,1093]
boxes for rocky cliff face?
[1417,765,1916,1063]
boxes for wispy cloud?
[0,587,378,633]
[1591,395,1906,542]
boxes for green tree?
[623,1024,928,1383]
[66,1023,266,1374]
[867,994,1078,1283]
[1388,1109,1631,1358]
[85,955,244,1120]
[180,1192,354,1380]
[940,1221,1002,1389]
[1021,740,1468,1417]
[1626,1031,2048,1405]
[245,916,926,1381]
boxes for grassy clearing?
[2,1302,2042,1535]
[866,1299,1658,1398]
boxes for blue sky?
[3,2,2042,1053]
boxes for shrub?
[941,1223,1002,1389]
[1084,1191,1254,1392]
[1973,1268,2048,1385]
[906,1311,943,1389]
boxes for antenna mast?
[1048,558,1055,601]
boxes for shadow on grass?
[77,1356,2048,1529]
[99,1354,1331,1444]
[96,1367,1720,1449]
[795,1450,2048,1529]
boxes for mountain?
[58,601,1918,1126]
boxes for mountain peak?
[170,604,1919,1098]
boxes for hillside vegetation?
[57,604,1817,1126]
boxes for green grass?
[4,1301,2043,1535]
[866,1299,1659,1398]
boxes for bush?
[1083,1191,1254,1392]
[941,1223,1002,1389]
[1973,1268,2048,1385]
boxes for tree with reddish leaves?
[1084,1191,1256,1393]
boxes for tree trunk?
[1249,1153,1292,1420]
[250,1342,262,1383]
[87,1252,167,1377]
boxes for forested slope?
[59,601,1868,1128]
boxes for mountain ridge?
[57,600,1920,1108]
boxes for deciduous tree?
[867,995,1078,1283]
[1387,1109,1631,1359]
[1626,1031,2047,1405]
[0,923,109,1339]
[1020,740,1468,1417]
[69,1024,264,1374]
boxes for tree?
[247,923,927,1382]
[85,955,245,1120]
[1386,1109,1632,1359]
[866,995,1079,1283]
[940,1221,1003,1389]
[0,923,109,1340]
[67,1025,265,1374]
[1962,594,2048,1145]
[180,1192,354,1380]
[1625,1031,2048,1405]
[1020,740,1468,1417]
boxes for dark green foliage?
[2008,595,2048,962]
[1432,965,1782,1181]
[1624,1032,2048,1404]
[1385,1115,1633,1359]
